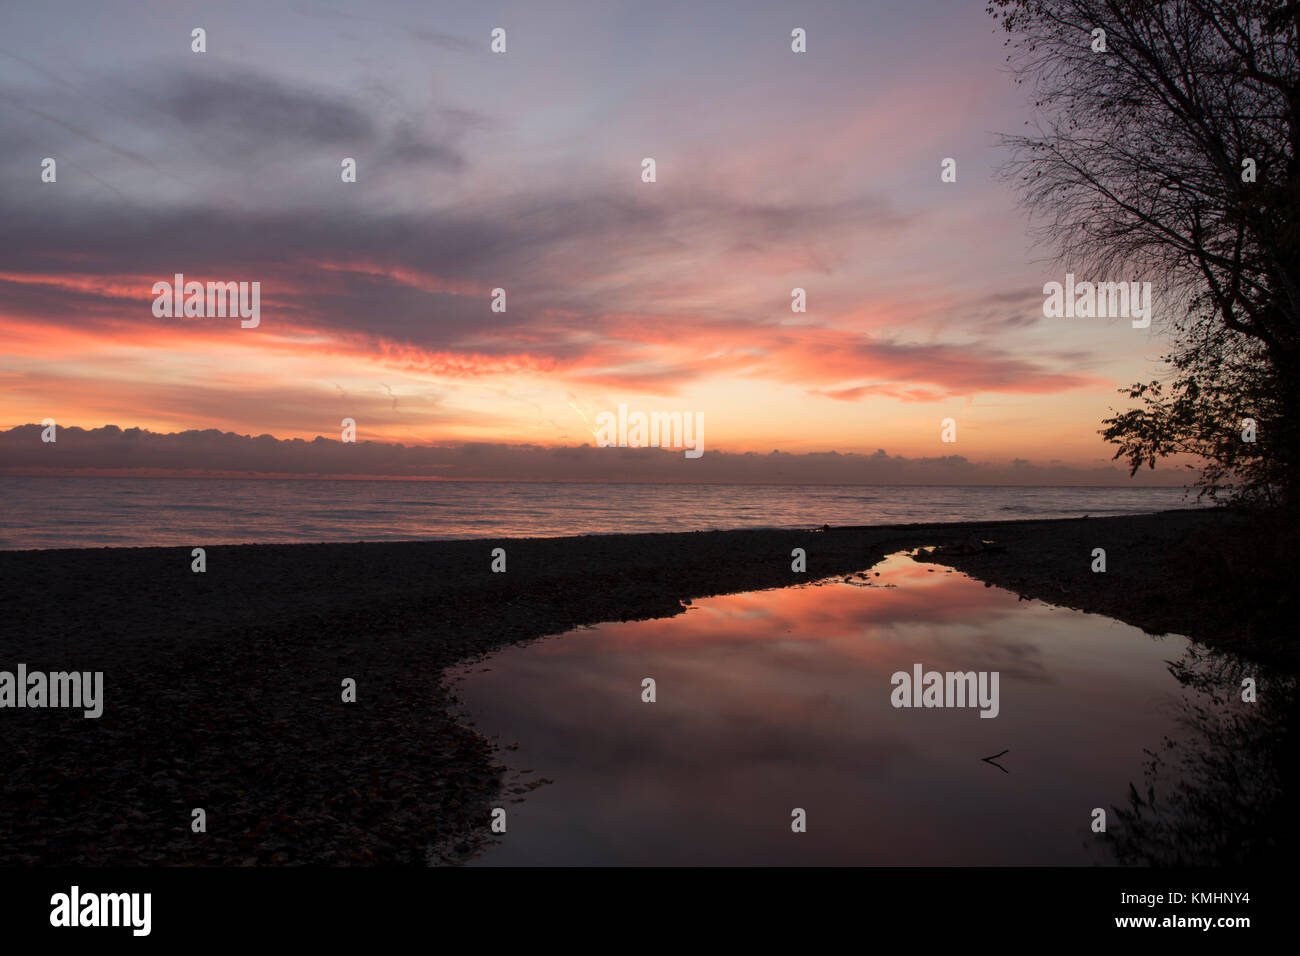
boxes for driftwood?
[981,749,1010,774]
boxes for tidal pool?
[445,553,1279,866]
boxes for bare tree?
[990,0,1300,502]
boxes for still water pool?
[446,552,1280,865]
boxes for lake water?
[447,552,1277,866]
[0,476,1201,549]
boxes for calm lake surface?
[447,552,1276,866]
[0,476,1201,549]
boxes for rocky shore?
[0,507,1287,865]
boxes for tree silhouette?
[990,0,1300,502]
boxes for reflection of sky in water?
[447,553,1212,865]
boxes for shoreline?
[0,508,1289,865]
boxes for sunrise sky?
[0,0,1182,481]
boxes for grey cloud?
[0,182,900,362]
[0,425,1192,486]
[157,71,377,145]
[0,60,470,187]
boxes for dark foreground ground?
[0,507,1292,865]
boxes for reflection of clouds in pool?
[449,554,1230,866]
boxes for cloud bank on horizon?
[0,424,1191,486]
[0,0,1174,479]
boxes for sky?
[0,0,1186,482]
